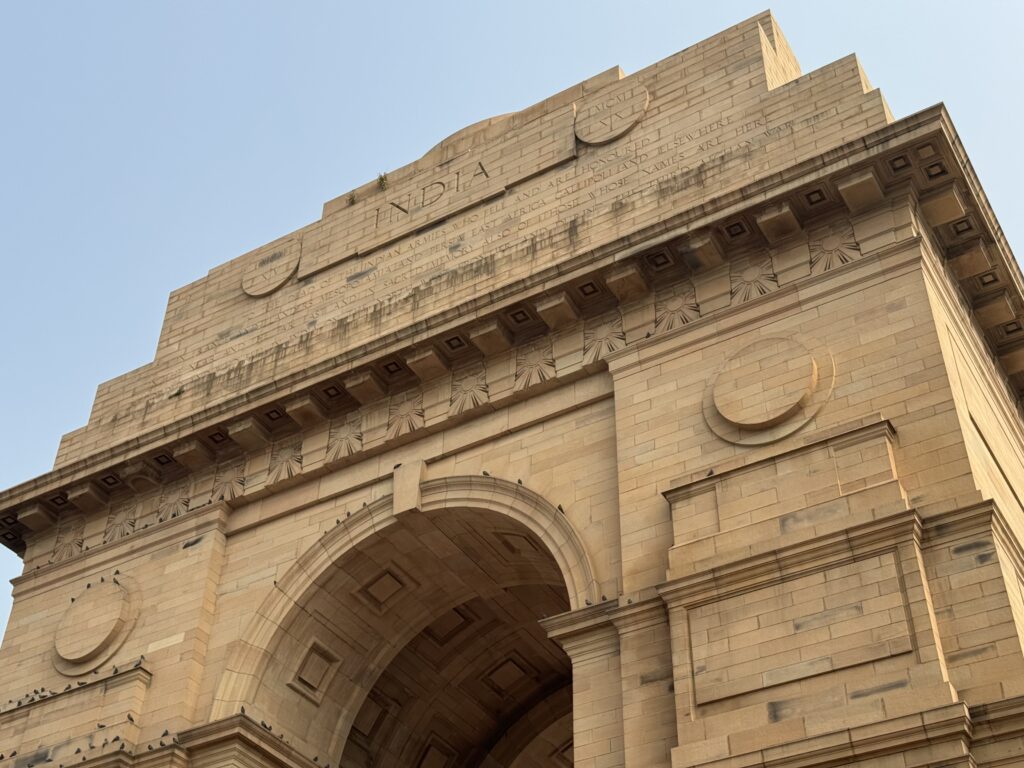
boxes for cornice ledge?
[0,665,152,722]
[659,508,922,606]
[539,599,619,641]
[663,415,896,504]
[177,714,316,768]
[0,110,958,533]
[681,700,970,768]
[11,502,229,595]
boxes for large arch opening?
[216,476,594,768]
[337,507,573,767]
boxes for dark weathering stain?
[793,604,863,632]
[767,700,793,722]
[952,540,993,556]
[346,266,377,284]
[639,668,673,686]
[947,644,995,663]
[849,679,907,699]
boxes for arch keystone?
[393,459,426,514]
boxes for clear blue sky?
[1,1,1022,638]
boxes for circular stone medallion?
[574,80,650,146]
[712,338,817,429]
[241,239,300,298]
[704,336,835,446]
[54,578,138,675]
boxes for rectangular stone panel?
[665,419,908,576]
[689,551,912,704]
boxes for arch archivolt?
[210,471,599,763]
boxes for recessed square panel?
[352,695,385,739]
[488,659,526,690]
[323,385,342,398]
[209,431,227,444]
[644,251,673,271]
[1,532,15,542]
[925,161,947,179]
[889,154,910,172]
[154,453,174,466]
[100,474,119,486]
[804,189,826,206]
[288,641,338,705]
[50,494,67,506]
[444,335,466,351]
[495,531,540,557]
[508,309,531,325]
[578,281,600,297]
[916,143,936,159]
[418,736,457,768]
[265,408,283,421]
[724,221,747,238]
[357,567,415,612]
[980,272,999,286]
[952,218,973,235]
[1004,321,1022,335]
[552,739,573,767]
[423,606,475,646]
[383,361,404,376]
[297,646,332,690]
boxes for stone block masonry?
[3,10,1024,768]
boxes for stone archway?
[210,472,598,767]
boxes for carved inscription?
[93,99,858,447]
[241,239,301,297]
[306,103,578,277]
[574,80,650,145]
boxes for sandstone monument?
[3,11,1024,767]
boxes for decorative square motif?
[729,255,778,303]
[449,363,488,417]
[583,311,626,365]
[487,659,526,691]
[725,221,747,238]
[655,281,700,334]
[365,571,404,604]
[644,250,673,271]
[268,437,303,485]
[804,189,826,206]
[423,606,475,646]
[552,739,573,767]
[809,221,861,275]
[352,694,387,739]
[297,647,331,690]
[327,414,363,461]
[514,339,556,392]
[357,565,417,613]
[288,641,339,705]
[508,308,531,325]
[952,218,973,235]
[888,154,910,172]
[495,531,540,557]
[418,735,457,768]
[387,391,425,439]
